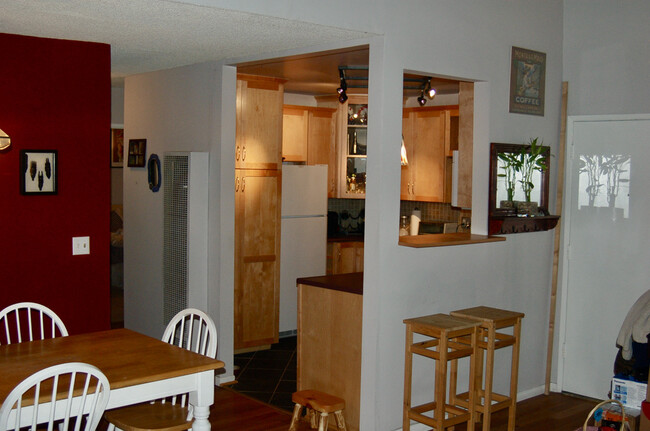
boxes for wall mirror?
[488,142,560,234]
[489,142,550,216]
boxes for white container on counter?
[409,209,421,236]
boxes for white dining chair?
[0,362,111,431]
[0,302,68,344]
[104,308,218,431]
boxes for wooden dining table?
[0,328,224,431]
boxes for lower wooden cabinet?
[234,168,281,350]
[327,241,364,275]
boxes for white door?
[561,115,650,398]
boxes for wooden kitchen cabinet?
[316,94,367,199]
[282,105,336,163]
[236,74,285,170]
[234,168,281,350]
[327,241,364,274]
[401,106,450,202]
[282,105,309,162]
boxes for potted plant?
[517,137,548,215]
[497,151,520,211]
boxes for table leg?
[189,370,215,431]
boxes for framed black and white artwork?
[20,150,58,195]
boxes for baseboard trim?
[216,374,235,386]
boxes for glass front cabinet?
[341,98,368,198]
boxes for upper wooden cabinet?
[282,105,336,165]
[236,74,286,170]
[316,94,367,199]
[282,106,309,162]
[234,168,281,350]
[401,106,457,202]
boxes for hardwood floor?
[211,386,598,430]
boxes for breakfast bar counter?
[297,272,363,295]
[297,272,363,431]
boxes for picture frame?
[111,126,124,168]
[20,150,58,195]
[127,138,147,167]
[509,46,546,116]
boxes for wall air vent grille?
[163,154,189,324]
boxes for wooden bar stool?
[289,389,347,431]
[403,313,479,431]
[449,306,525,431]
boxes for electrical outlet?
[72,236,90,255]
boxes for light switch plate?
[72,236,90,255]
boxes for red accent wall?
[0,33,111,334]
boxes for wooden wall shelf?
[488,215,560,235]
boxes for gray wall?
[563,0,650,116]
[121,1,650,429]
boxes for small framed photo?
[20,150,58,195]
[509,46,546,116]
[111,127,124,167]
[127,139,147,167]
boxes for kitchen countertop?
[398,232,505,247]
[327,234,364,242]
[297,272,363,295]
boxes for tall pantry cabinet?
[234,74,285,350]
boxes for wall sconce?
[0,128,10,150]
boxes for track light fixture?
[417,89,427,106]
[416,78,436,106]
[425,78,436,99]
[337,69,348,103]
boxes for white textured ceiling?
[0,0,370,85]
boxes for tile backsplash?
[328,198,471,233]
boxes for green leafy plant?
[518,137,548,202]
[497,152,520,202]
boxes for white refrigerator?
[279,164,328,333]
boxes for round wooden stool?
[449,306,525,431]
[403,313,479,431]
[288,389,347,431]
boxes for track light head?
[338,91,348,103]
[417,90,427,106]
[426,80,436,99]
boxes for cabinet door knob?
[242,146,246,161]
[241,177,246,192]
[235,177,240,191]
[236,145,241,161]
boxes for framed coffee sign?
[509,46,546,116]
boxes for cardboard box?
[612,377,648,410]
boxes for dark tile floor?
[231,336,297,412]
